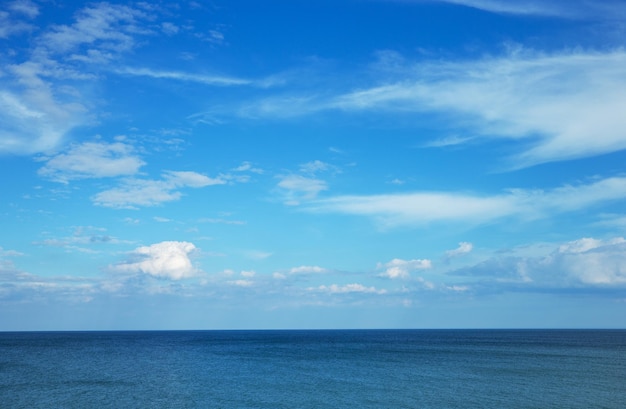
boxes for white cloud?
[38,141,144,182]
[446,242,473,258]
[0,247,24,258]
[244,250,273,260]
[116,67,251,86]
[277,174,328,205]
[289,265,328,274]
[9,0,39,18]
[39,3,148,58]
[93,171,225,208]
[433,0,626,19]
[231,49,626,168]
[378,258,432,279]
[228,279,254,287]
[232,161,263,174]
[453,237,626,287]
[199,218,246,225]
[309,176,626,227]
[113,241,197,280]
[0,1,38,38]
[333,50,626,168]
[312,283,387,294]
[161,22,179,35]
[0,78,88,155]
[0,3,155,155]
[299,160,332,174]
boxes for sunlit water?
[1,330,624,408]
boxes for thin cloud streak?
[116,67,253,86]
[414,0,626,19]
[308,177,626,227]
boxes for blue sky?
[1,0,626,330]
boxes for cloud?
[0,1,38,38]
[335,50,626,168]
[34,226,122,253]
[0,74,88,155]
[228,279,254,287]
[289,265,328,274]
[113,241,197,280]
[116,67,252,86]
[39,3,149,59]
[0,247,24,258]
[93,171,225,208]
[230,49,626,168]
[308,176,626,227]
[430,0,626,19]
[311,283,387,294]
[452,237,626,288]
[378,258,432,279]
[446,242,473,258]
[232,161,263,174]
[299,160,332,174]
[38,141,144,182]
[276,174,328,205]
[0,3,154,155]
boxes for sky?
[1,0,626,330]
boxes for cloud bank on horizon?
[1,0,625,330]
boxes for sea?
[1,329,624,408]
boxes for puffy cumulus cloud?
[113,241,198,280]
[552,237,626,285]
[378,258,432,279]
[452,237,626,288]
[38,141,144,183]
[93,171,225,208]
[277,174,328,205]
[446,242,473,258]
[311,283,387,295]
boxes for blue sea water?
[1,330,624,408]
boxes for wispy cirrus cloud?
[309,283,387,295]
[0,2,154,155]
[116,67,253,86]
[38,141,145,183]
[93,171,225,208]
[225,49,626,168]
[445,242,473,259]
[276,174,328,205]
[426,0,626,19]
[333,50,626,168]
[0,0,38,38]
[38,2,150,60]
[452,237,626,288]
[308,176,626,227]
